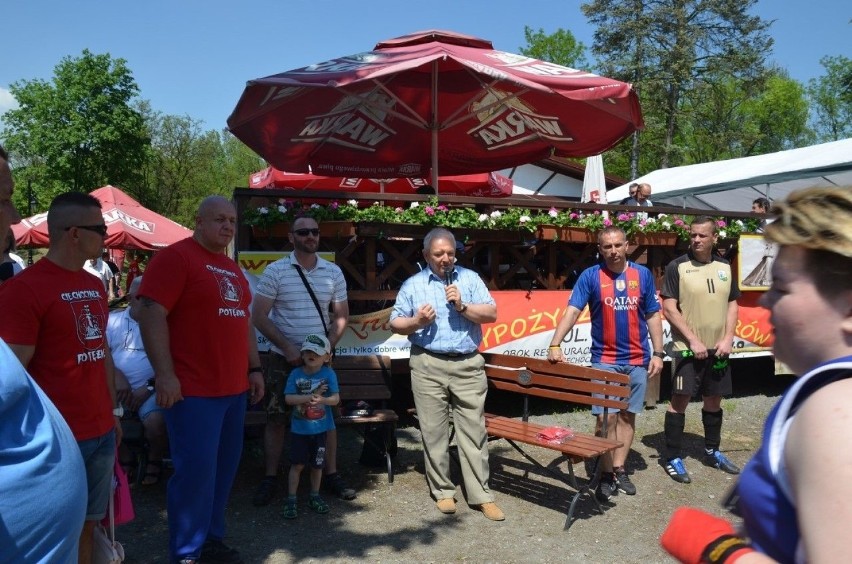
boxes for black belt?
[412,345,477,359]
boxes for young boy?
[283,333,340,519]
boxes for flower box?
[536,225,598,243]
[632,232,678,247]
[251,221,356,239]
[357,222,528,243]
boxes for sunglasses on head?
[66,224,109,237]
[293,228,320,237]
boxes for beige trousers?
[409,349,493,505]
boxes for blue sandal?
[308,495,329,514]
[283,501,297,519]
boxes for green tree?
[519,26,588,69]
[3,49,148,207]
[581,0,773,174]
[679,68,812,163]
[808,55,852,142]
[137,103,226,226]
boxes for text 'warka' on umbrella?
[227,30,643,191]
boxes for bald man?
[137,196,264,563]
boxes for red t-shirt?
[125,259,141,293]
[0,258,114,440]
[138,238,250,397]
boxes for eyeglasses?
[293,228,320,237]
[66,224,108,237]
[123,317,144,352]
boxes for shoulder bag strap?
[293,264,328,336]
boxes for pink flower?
[395,207,403,213]
[425,207,435,216]
[603,218,612,227]
[617,213,630,222]
[569,212,579,220]
[330,201,339,210]
[716,220,727,228]
[437,205,448,212]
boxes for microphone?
[443,266,455,306]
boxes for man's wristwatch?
[112,405,125,417]
[653,351,666,359]
[457,302,468,313]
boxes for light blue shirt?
[0,339,87,562]
[390,265,495,354]
[284,365,339,435]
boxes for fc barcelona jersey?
[569,262,660,366]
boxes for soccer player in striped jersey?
[548,226,664,499]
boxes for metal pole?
[27,179,34,265]
[430,61,439,193]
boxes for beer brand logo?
[468,90,572,150]
[103,209,154,233]
[485,51,586,78]
[398,163,421,175]
[293,92,396,152]
[296,52,386,74]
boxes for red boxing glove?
[661,507,755,563]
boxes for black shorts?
[671,356,733,397]
[289,432,328,469]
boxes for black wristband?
[701,534,753,563]
[653,351,666,359]
[248,366,263,375]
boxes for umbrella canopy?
[248,166,513,198]
[581,155,608,204]
[227,30,643,189]
[11,185,192,250]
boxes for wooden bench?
[244,354,399,483]
[480,352,629,530]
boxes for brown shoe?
[478,502,505,521]
[436,498,456,514]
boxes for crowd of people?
[2,137,849,562]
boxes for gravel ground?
[118,358,791,563]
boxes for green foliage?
[679,68,813,162]
[3,50,148,208]
[519,26,588,69]
[808,55,852,142]
[580,0,775,174]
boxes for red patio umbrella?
[11,185,192,250]
[248,167,513,198]
[227,30,643,190]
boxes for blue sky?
[1,0,849,131]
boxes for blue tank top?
[737,357,852,561]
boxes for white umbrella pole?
[430,61,439,193]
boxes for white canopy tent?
[608,139,852,211]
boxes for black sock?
[702,408,723,453]
[664,411,686,460]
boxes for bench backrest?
[332,354,393,402]
[481,352,630,419]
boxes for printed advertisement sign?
[238,251,774,362]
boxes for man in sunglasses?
[251,215,354,505]
[0,190,120,563]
